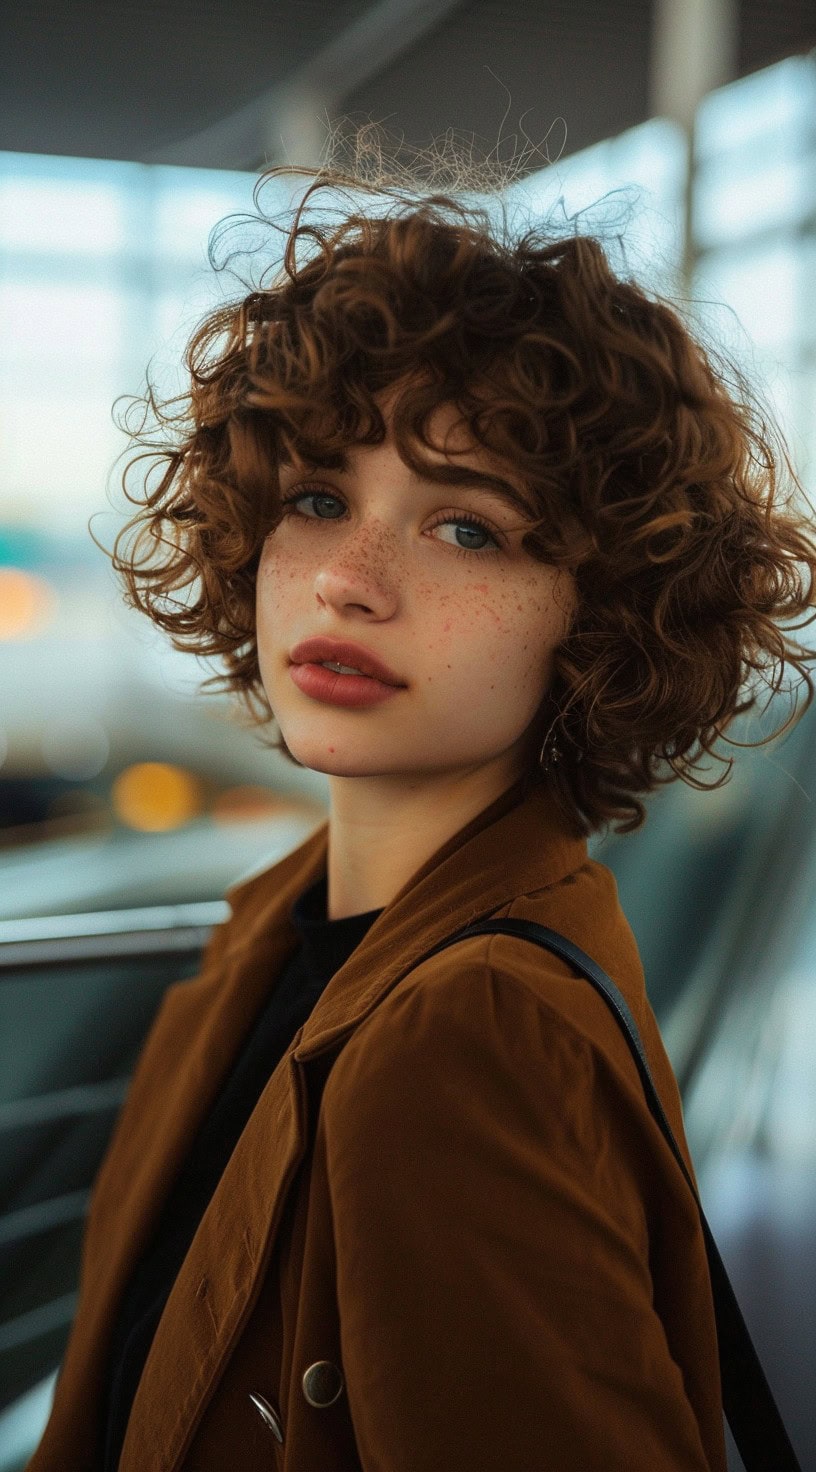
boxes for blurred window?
[0,154,269,534]
[691,54,816,489]
[513,115,688,301]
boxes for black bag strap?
[412,916,802,1472]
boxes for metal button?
[302,1359,345,1407]
[249,1391,284,1443]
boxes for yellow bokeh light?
[112,762,204,832]
[0,568,57,640]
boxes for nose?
[312,520,400,618]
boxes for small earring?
[538,730,561,774]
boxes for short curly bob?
[105,131,816,839]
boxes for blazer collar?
[223,770,589,1063]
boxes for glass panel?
[0,156,259,531]
[0,392,125,528]
[694,153,812,248]
[690,239,800,358]
[516,117,688,296]
[0,161,126,256]
[695,53,816,163]
[150,164,271,262]
[0,281,123,367]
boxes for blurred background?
[1,2,815,1467]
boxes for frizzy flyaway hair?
[100,126,816,839]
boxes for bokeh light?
[111,761,204,831]
[0,568,57,639]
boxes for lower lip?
[289,662,405,707]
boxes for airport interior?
[1,2,815,1468]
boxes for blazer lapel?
[294,773,590,1065]
[116,1014,309,1472]
[32,821,329,1472]
[97,820,330,1291]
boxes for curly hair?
[102,129,816,839]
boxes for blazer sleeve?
[319,957,716,1472]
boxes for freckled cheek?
[444,583,560,695]
[256,546,301,616]
[424,589,520,681]
[254,550,295,667]
[462,581,537,646]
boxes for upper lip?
[289,638,407,687]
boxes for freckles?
[415,582,455,658]
[470,581,524,634]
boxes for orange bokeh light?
[112,762,204,831]
[0,568,57,639]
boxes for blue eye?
[279,490,345,519]
[277,487,503,557]
[432,513,499,554]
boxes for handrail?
[0,901,229,970]
[0,1293,78,1354]
[0,1078,130,1131]
[0,1190,91,1248]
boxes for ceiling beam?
[649,0,739,131]
[147,0,470,171]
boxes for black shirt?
[101,872,384,1472]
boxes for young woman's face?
[256,399,576,786]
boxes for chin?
[287,737,455,783]
[278,732,391,777]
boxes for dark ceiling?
[1,0,814,173]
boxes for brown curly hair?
[102,131,816,839]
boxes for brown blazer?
[28,775,727,1472]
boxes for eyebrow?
[279,451,536,520]
[406,465,535,519]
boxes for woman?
[31,143,816,1471]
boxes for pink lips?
[289,662,403,707]
[288,637,407,708]
[289,638,406,687]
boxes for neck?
[324,757,531,920]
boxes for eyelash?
[276,485,503,558]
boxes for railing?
[0,904,229,1411]
[0,901,229,970]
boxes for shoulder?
[328,939,601,1136]
[324,861,692,1196]
[321,924,662,1266]
[336,858,648,1098]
